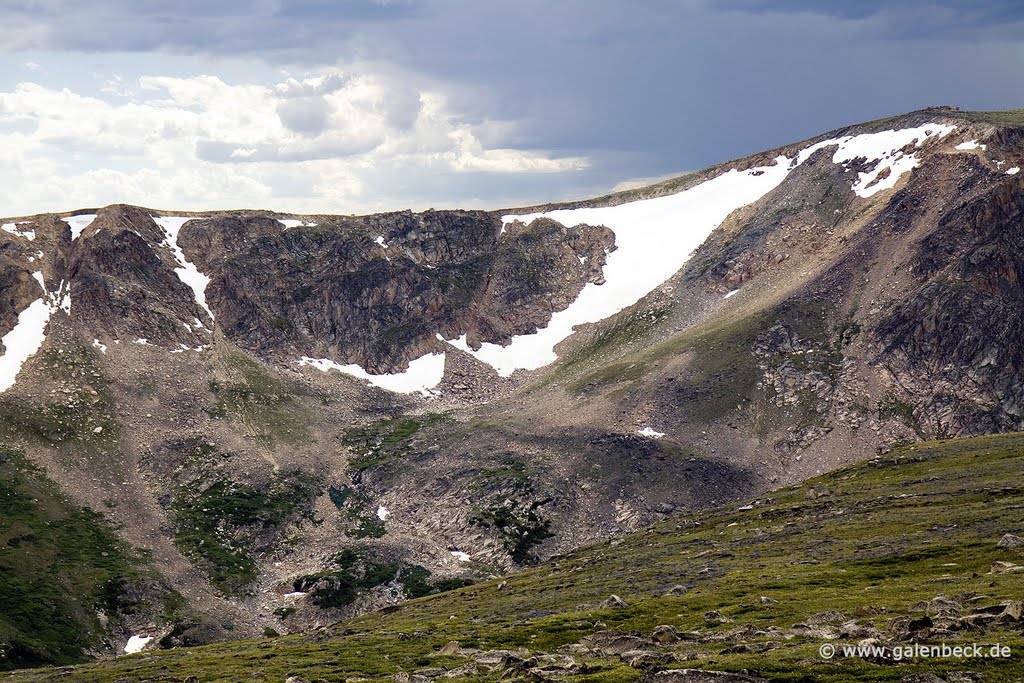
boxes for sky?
[0,0,1021,216]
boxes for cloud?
[0,67,590,216]
[2,1,1024,215]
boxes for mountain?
[2,106,1024,672]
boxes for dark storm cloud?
[3,0,1023,191]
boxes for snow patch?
[638,427,665,438]
[724,289,740,299]
[955,139,986,151]
[444,155,795,376]
[279,218,316,229]
[170,343,210,353]
[2,222,35,240]
[376,505,390,521]
[0,272,77,392]
[0,298,51,392]
[134,338,150,345]
[1007,167,1020,175]
[297,352,446,396]
[93,339,107,354]
[152,216,215,327]
[450,551,471,562]
[796,123,955,198]
[374,235,387,248]
[63,214,97,240]
[123,635,151,654]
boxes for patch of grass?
[208,352,310,447]
[341,413,448,473]
[170,470,318,596]
[0,448,176,671]
[292,549,472,609]
[328,484,387,539]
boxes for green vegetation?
[291,548,472,609]
[327,484,386,539]
[341,413,448,473]
[547,306,669,386]
[878,394,922,436]
[0,448,176,671]
[14,431,1024,682]
[469,500,553,565]
[170,470,318,595]
[207,351,311,447]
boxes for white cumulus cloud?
[0,67,589,216]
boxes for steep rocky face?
[65,206,211,349]
[875,171,1024,436]
[181,210,613,370]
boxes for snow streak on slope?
[298,352,446,396]
[0,297,51,392]
[152,216,215,326]
[63,214,97,239]
[441,123,955,377]
[0,274,74,392]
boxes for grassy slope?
[0,448,177,672]
[8,432,1023,682]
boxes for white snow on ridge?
[955,139,986,151]
[450,551,471,562]
[280,218,317,229]
[443,155,795,376]
[796,123,956,198]
[123,635,151,654]
[0,272,78,392]
[63,214,97,240]
[2,222,35,240]
[638,427,665,438]
[376,505,390,521]
[437,123,956,377]
[152,216,215,326]
[298,352,446,396]
[1007,167,1020,175]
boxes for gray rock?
[601,594,628,608]
[651,625,679,645]
[620,650,673,667]
[996,533,1024,548]
[645,669,768,683]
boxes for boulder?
[996,533,1023,548]
[621,650,674,668]
[645,670,768,683]
[989,560,1024,574]
[651,625,679,645]
[601,594,629,609]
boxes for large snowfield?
[439,123,957,377]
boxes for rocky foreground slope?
[7,431,1024,682]
[2,107,1024,669]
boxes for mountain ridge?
[2,107,1024,672]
